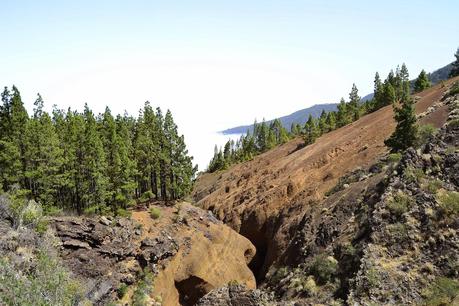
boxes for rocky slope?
[193,78,457,282]
[193,79,459,305]
[0,201,256,306]
[54,202,257,306]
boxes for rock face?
[51,202,256,305]
[197,284,272,306]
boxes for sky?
[1,0,458,169]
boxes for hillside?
[193,77,459,304]
[224,62,453,135]
[221,103,338,135]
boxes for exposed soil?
[192,77,459,280]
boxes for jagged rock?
[197,285,271,306]
[62,239,91,249]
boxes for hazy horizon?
[1,0,458,169]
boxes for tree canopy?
[0,87,196,215]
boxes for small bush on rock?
[149,207,161,219]
[436,190,459,216]
[422,277,459,306]
[310,254,338,285]
[387,192,414,218]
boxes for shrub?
[422,277,459,306]
[387,153,402,163]
[149,207,161,220]
[0,251,84,305]
[449,81,459,96]
[366,267,380,289]
[132,268,154,306]
[303,276,318,297]
[436,190,459,216]
[403,166,425,184]
[117,283,128,299]
[387,192,414,218]
[386,222,409,243]
[116,208,132,218]
[416,124,437,147]
[140,191,154,202]
[448,119,459,128]
[421,179,443,194]
[310,254,338,285]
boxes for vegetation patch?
[448,81,459,97]
[387,192,414,218]
[421,179,442,194]
[436,190,459,216]
[386,222,409,243]
[0,251,84,305]
[149,207,161,219]
[387,153,402,163]
[421,277,459,306]
[416,124,437,147]
[403,166,425,184]
[132,268,155,306]
[309,254,338,285]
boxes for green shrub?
[422,179,443,194]
[387,153,402,163]
[449,81,459,96]
[140,191,154,202]
[132,268,154,306]
[116,208,132,218]
[448,119,459,128]
[309,254,338,285]
[436,190,459,216]
[35,219,49,235]
[387,192,414,218]
[117,283,129,299]
[149,207,161,220]
[303,276,318,297]
[422,277,459,306]
[386,222,409,243]
[403,166,425,184]
[0,251,84,305]
[416,124,437,147]
[366,267,380,289]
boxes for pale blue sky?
[1,0,458,168]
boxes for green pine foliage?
[385,66,419,152]
[0,87,196,215]
[449,47,459,78]
[207,118,291,173]
[414,69,431,93]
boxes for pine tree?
[303,115,319,145]
[373,72,383,109]
[385,84,418,152]
[348,84,361,121]
[449,47,459,78]
[115,114,137,208]
[326,111,336,131]
[81,104,108,213]
[24,94,63,207]
[318,110,329,134]
[0,87,22,190]
[381,81,396,108]
[414,70,431,93]
[337,98,348,127]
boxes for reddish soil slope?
[192,77,458,279]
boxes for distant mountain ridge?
[221,103,338,135]
[222,62,453,135]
